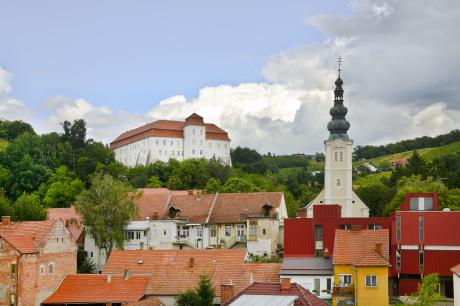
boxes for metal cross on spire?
[337,56,343,76]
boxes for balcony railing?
[332,285,355,296]
[239,213,278,221]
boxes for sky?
[1,0,459,154]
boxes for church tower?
[323,61,355,217]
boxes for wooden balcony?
[332,285,355,296]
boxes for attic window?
[263,204,272,217]
[138,260,144,265]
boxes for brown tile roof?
[223,282,327,306]
[47,206,84,241]
[247,263,282,282]
[134,188,171,220]
[208,192,283,223]
[451,263,460,276]
[126,297,165,306]
[333,229,390,266]
[0,220,58,253]
[169,193,215,224]
[43,274,150,304]
[110,114,230,148]
[354,249,390,267]
[103,249,279,298]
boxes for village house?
[101,248,281,306]
[0,216,77,306]
[389,192,460,298]
[85,188,287,272]
[222,279,327,306]
[47,206,85,247]
[332,228,390,306]
[279,257,334,300]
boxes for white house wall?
[280,275,333,299]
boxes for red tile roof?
[169,193,215,224]
[0,220,58,253]
[110,114,230,148]
[223,282,327,306]
[126,297,165,306]
[451,263,460,276]
[208,192,283,223]
[47,206,84,241]
[103,249,279,298]
[43,274,150,304]
[333,229,390,266]
[134,188,171,220]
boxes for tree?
[75,173,139,259]
[411,273,442,306]
[176,275,215,306]
[13,193,47,221]
[0,120,35,141]
[355,183,394,217]
[0,189,14,217]
[205,178,220,193]
[62,119,87,149]
[146,176,163,188]
[231,146,262,165]
[43,166,84,208]
[77,247,96,273]
[222,177,258,193]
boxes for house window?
[419,215,424,241]
[336,178,341,187]
[339,151,344,161]
[396,215,401,241]
[314,278,320,295]
[126,231,134,240]
[327,278,332,294]
[39,264,45,275]
[262,229,266,235]
[49,263,55,275]
[90,252,94,258]
[197,227,202,237]
[339,224,352,230]
[182,226,190,237]
[225,225,231,237]
[249,224,257,236]
[339,274,352,287]
[315,225,323,242]
[396,249,401,269]
[334,151,338,161]
[136,231,141,239]
[11,263,16,279]
[210,226,217,237]
[200,150,203,156]
[365,275,377,287]
[163,230,167,236]
[368,224,383,230]
[419,251,424,270]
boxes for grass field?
[354,171,391,187]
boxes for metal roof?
[280,257,333,275]
[229,295,297,306]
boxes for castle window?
[192,149,195,155]
[49,263,55,275]
[340,151,344,161]
[336,178,342,187]
[39,264,45,275]
[200,150,203,156]
[11,263,16,279]
[334,152,338,161]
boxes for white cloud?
[0,66,29,121]
[0,67,12,94]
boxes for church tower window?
[334,152,338,161]
[340,151,344,161]
[336,178,342,188]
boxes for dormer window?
[169,206,180,219]
[262,204,273,217]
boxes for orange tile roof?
[126,297,165,306]
[208,192,283,223]
[43,274,150,304]
[333,229,390,266]
[110,114,230,148]
[169,193,215,224]
[47,206,84,241]
[247,263,282,282]
[103,249,279,298]
[223,282,327,306]
[452,263,460,276]
[134,188,171,220]
[0,220,57,253]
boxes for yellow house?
[332,228,390,306]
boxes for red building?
[389,193,460,298]
[284,205,391,258]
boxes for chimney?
[351,224,362,231]
[221,284,235,305]
[189,257,195,268]
[2,216,10,225]
[106,274,112,283]
[281,278,291,291]
[323,248,330,258]
[375,243,383,256]
[123,269,129,280]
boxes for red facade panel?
[313,205,341,218]
[424,250,460,276]
[400,250,421,275]
[284,218,315,257]
[398,278,421,296]
[424,213,460,245]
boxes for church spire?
[327,57,350,140]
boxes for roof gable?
[0,220,58,253]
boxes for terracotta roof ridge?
[353,248,390,267]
